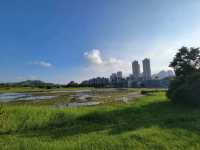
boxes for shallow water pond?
[0,93,56,102]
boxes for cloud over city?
[84,49,103,65]
[83,49,130,78]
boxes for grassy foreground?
[1,92,200,150]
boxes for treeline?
[167,46,200,105]
[0,80,61,89]
[0,77,173,89]
[0,80,91,89]
[0,80,84,89]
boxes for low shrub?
[167,72,200,105]
[141,90,165,95]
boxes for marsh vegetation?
[1,88,200,150]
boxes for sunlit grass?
[1,92,200,150]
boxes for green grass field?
[1,92,200,150]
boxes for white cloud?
[83,49,130,78]
[84,49,103,65]
[30,61,52,68]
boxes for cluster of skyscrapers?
[131,58,151,81]
[110,58,152,81]
[108,58,152,87]
[110,71,123,82]
[81,58,157,88]
[126,58,151,87]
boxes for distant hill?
[0,80,59,88]
[152,70,175,79]
[17,80,53,87]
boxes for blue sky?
[1,0,200,83]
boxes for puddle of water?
[18,96,56,101]
[50,89,91,93]
[0,93,56,102]
[0,93,31,102]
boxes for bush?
[167,72,200,105]
[141,90,164,95]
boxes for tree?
[167,46,200,105]
[169,47,200,77]
[66,81,79,87]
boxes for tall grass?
[1,93,200,150]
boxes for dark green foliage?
[167,73,200,105]
[169,47,200,77]
[65,81,80,87]
[78,111,116,124]
[167,46,200,105]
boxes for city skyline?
[91,57,172,83]
[81,57,173,88]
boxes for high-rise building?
[110,73,117,82]
[132,60,140,79]
[116,71,122,79]
[142,58,151,80]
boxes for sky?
[1,0,200,83]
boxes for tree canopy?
[167,46,200,105]
[169,46,200,77]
